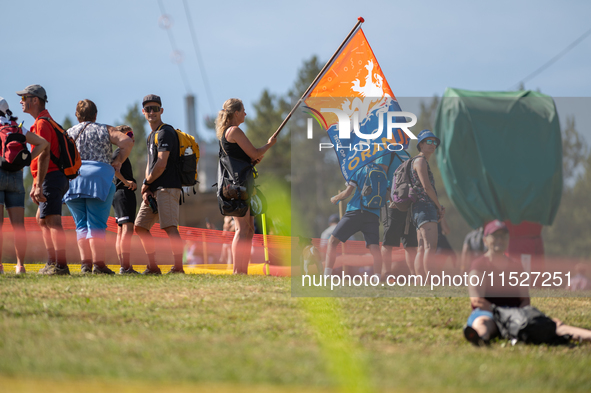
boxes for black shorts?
[39,170,69,219]
[381,206,418,248]
[332,210,379,247]
[112,188,137,226]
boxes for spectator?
[410,130,445,276]
[219,216,235,265]
[215,98,276,274]
[568,263,590,291]
[17,85,70,275]
[377,151,418,276]
[460,226,487,273]
[323,162,388,277]
[134,94,184,275]
[111,125,139,274]
[320,214,340,240]
[464,220,591,345]
[64,100,132,274]
[0,96,48,274]
[435,218,456,269]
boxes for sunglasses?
[20,95,34,102]
[144,106,161,113]
[125,131,134,138]
[424,139,439,146]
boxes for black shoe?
[93,265,115,275]
[119,266,140,275]
[38,262,56,275]
[142,266,162,275]
[463,325,487,347]
[80,264,93,274]
[166,266,185,274]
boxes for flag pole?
[271,17,365,138]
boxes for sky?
[3,0,590,141]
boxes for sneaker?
[119,266,140,275]
[166,266,185,274]
[142,266,162,275]
[15,265,26,274]
[92,265,116,275]
[38,263,56,275]
[80,264,93,274]
[463,325,487,347]
[43,264,71,276]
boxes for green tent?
[434,88,562,229]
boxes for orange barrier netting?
[1,217,412,276]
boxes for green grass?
[1,274,591,392]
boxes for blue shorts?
[412,200,438,229]
[466,308,494,327]
[0,169,25,208]
[66,183,116,240]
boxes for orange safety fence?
[1,217,410,277]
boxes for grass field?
[1,272,591,392]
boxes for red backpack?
[0,121,31,172]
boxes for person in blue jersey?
[323,161,388,277]
[375,151,418,278]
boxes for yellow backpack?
[155,125,200,187]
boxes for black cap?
[16,84,48,103]
[142,94,162,107]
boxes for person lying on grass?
[464,220,591,346]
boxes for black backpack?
[0,122,31,171]
[493,305,570,345]
[215,144,255,217]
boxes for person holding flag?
[215,98,276,274]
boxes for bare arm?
[25,132,49,161]
[141,151,169,195]
[108,126,133,173]
[226,126,276,162]
[32,145,50,204]
[331,184,355,205]
[460,243,470,273]
[468,269,493,311]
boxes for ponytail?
[215,98,243,140]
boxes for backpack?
[360,163,388,209]
[155,125,200,187]
[0,121,31,171]
[39,117,81,180]
[492,305,570,345]
[215,143,256,217]
[390,156,420,211]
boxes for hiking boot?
[80,263,93,274]
[92,265,115,275]
[166,266,185,274]
[38,263,56,275]
[44,264,71,276]
[119,266,140,275]
[142,266,162,275]
[463,325,487,347]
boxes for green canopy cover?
[434,88,562,229]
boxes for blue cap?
[416,129,440,151]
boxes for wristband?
[143,179,151,186]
